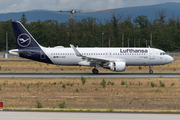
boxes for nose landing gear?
[149,66,153,74]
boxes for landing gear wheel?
[149,70,153,74]
[92,69,99,74]
[149,65,153,74]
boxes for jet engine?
[108,61,126,72]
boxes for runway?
[0,111,179,120]
[0,73,180,78]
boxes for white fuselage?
[40,46,173,66]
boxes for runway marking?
[0,117,127,120]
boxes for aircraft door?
[149,49,154,59]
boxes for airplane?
[9,21,174,74]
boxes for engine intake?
[108,61,126,72]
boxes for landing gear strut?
[92,68,99,74]
[92,64,100,74]
[149,65,153,74]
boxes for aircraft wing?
[70,44,125,64]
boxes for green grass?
[171,82,175,86]
[159,81,165,87]
[151,82,156,87]
[36,100,43,108]
[59,101,66,108]
[81,76,86,85]
[121,81,126,85]
[62,84,66,88]
[75,88,79,92]
[100,78,106,88]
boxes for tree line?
[0,10,180,52]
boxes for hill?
[0,2,180,23]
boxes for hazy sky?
[0,0,180,13]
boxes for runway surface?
[0,111,179,120]
[0,73,180,78]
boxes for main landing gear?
[92,64,100,74]
[149,65,153,74]
[92,68,99,74]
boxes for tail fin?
[11,21,53,64]
[12,21,40,49]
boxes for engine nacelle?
[78,61,90,66]
[108,61,126,72]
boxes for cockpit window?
[160,52,166,55]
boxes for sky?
[0,0,180,13]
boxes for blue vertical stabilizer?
[11,21,53,64]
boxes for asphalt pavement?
[0,73,180,78]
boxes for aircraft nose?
[168,55,174,63]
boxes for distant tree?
[155,9,167,26]
[1,10,180,52]
[20,13,27,24]
[133,15,149,29]
[110,12,123,47]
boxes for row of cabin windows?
[51,53,75,55]
[51,53,146,56]
[120,53,146,55]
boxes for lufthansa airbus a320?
[9,21,173,74]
